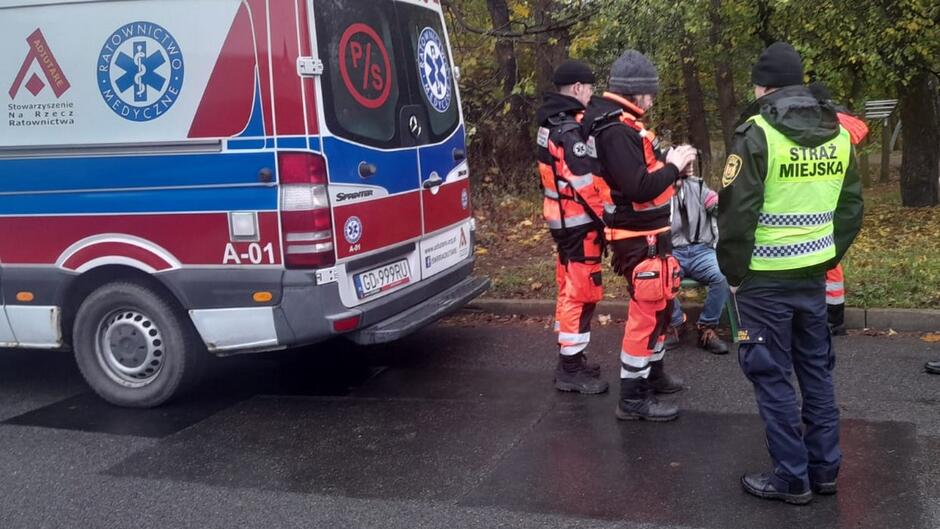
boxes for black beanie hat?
[751,42,803,88]
[552,60,596,86]
[808,81,832,102]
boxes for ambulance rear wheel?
[72,281,207,408]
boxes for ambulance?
[0,0,487,407]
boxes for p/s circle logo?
[97,21,184,122]
[344,216,364,244]
[417,27,451,113]
[339,23,392,110]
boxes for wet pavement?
[1,313,939,529]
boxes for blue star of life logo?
[417,27,451,113]
[97,21,185,122]
[344,216,363,244]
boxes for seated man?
[665,176,731,354]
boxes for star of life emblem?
[417,27,451,113]
[344,216,363,244]
[97,21,184,122]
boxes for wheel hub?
[96,310,165,387]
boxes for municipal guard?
[583,50,697,421]
[717,43,864,504]
[535,60,608,394]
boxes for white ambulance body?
[0,0,486,407]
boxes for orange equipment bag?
[630,235,681,302]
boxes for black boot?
[741,472,812,505]
[615,378,678,422]
[828,304,847,336]
[554,353,608,394]
[648,359,684,394]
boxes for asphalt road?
[1,312,939,529]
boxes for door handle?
[358,162,377,179]
[422,174,444,190]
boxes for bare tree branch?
[440,0,597,38]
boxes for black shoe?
[615,378,678,422]
[812,480,837,495]
[741,473,812,505]
[648,360,684,394]
[926,360,940,375]
[697,325,730,355]
[554,354,608,394]
[829,324,847,336]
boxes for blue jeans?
[670,244,729,327]
[736,276,840,490]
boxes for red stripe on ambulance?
[0,213,281,266]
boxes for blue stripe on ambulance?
[419,125,466,184]
[0,186,276,215]
[321,136,420,194]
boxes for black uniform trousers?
[736,275,841,491]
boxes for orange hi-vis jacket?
[586,92,677,241]
[536,111,605,235]
[836,112,869,145]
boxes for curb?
[465,299,940,333]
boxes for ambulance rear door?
[397,1,472,280]
[312,0,425,305]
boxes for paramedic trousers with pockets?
[736,275,841,490]
[554,230,604,356]
[610,233,673,379]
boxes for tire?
[72,281,207,408]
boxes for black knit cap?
[751,42,803,88]
[552,60,596,86]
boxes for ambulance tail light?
[278,152,335,269]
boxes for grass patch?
[474,182,940,309]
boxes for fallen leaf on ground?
[922,333,940,343]
[530,282,544,291]
[598,314,612,326]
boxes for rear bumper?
[275,256,484,348]
[187,256,486,354]
[347,275,489,345]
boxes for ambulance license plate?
[354,259,411,299]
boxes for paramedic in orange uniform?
[808,82,870,336]
[535,60,608,394]
[583,50,697,421]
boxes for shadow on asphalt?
[1,339,384,437]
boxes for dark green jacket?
[716,85,864,287]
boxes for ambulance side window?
[398,4,460,142]
[315,0,404,148]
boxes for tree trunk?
[485,0,532,183]
[709,0,738,156]
[486,0,520,108]
[533,1,571,97]
[898,72,939,207]
[755,0,776,47]
[679,37,712,177]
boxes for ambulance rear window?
[315,0,404,148]
[397,4,460,142]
